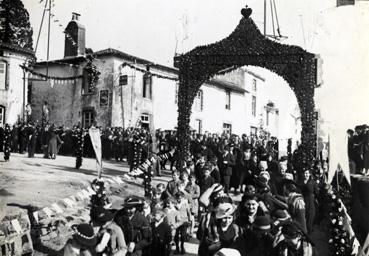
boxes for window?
[195,119,202,134]
[250,126,257,136]
[0,106,5,126]
[82,109,94,128]
[252,79,257,92]
[143,74,152,99]
[223,123,232,135]
[119,75,128,86]
[252,96,257,117]
[141,113,150,130]
[194,89,203,111]
[99,90,109,107]
[225,90,231,110]
[0,60,7,90]
[82,68,94,94]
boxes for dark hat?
[90,207,114,225]
[273,210,290,221]
[254,176,269,189]
[281,221,301,238]
[253,216,271,231]
[72,223,97,247]
[124,197,143,208]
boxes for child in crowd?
[174,192,191,255]
[164,197,180,240]
[199,165,215,195]
[166,170,180,197]
[151,188,164,211]
[150,209,172,256]
[186,174,200,237]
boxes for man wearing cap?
[115,197,152,256]
[272,221,318,256]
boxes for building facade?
[0,42,35,126]
[30,14,299,141]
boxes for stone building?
[0,42,35,126]
[30,14,296,138]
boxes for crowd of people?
[1,120,340,255]
[347,124,369,175]
[56,128,329,255]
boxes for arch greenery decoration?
[174,8,319,172]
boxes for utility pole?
[264,0,267,35]
[46,0,51,77]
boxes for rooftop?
[34,48,247,93]
[0,42,35,59]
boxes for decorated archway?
[174,7,319,172]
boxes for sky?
[22,0,369,140]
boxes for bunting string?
[121,62,179,81]
[21,65,83,81]
[129,148,176,177]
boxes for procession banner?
[89,127,102,178]
[328,128,350,185]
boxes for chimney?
[64,12,86,58]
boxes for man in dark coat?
[114,197,152,256]
[219,145,235,194]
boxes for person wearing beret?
[272,221,318,256]
[63,223,97,256]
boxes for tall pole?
[46,0,51,78]
[22,68,26,122]
[264,0,267,35]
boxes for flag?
[340,199,360,255]
[89,127,102,178]
[328,128,350,185]
[358,232,369,256]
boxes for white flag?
[358,232,369,256]
[89,127,102,178]
[328,129,350,185]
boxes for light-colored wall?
[191,84,247,135]
[0,51,29,125]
